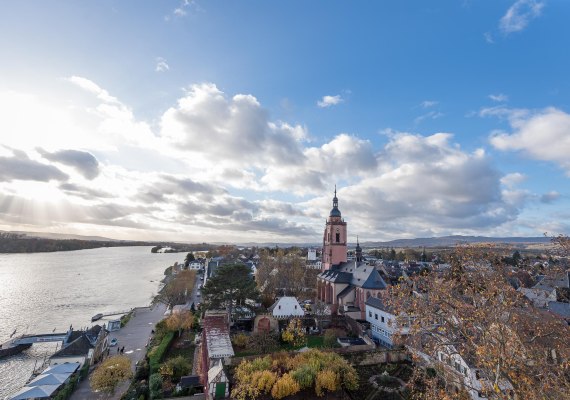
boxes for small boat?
[91,313,103,322]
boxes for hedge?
[149,331,175,374]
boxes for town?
[5,189,569,400]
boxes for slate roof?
[203,312,234,359]
[318,268,352,284]
[336,285,354,300]
[319,261,388,290]
[365,296,394,313]
[52,335,92,358]
[548,301,570,319]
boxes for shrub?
[323,328,343,347]
[149,373,163,399]
[163,356,192,382]
[232,332,248,348]
[135,359,150,381]
[149,331,175,374]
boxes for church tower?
[322,186,347,271]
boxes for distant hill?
[362,235,552,248]
[233,235,553,249]
[8,231,118,241]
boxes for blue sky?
[0,0,569,243]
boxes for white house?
[435,343,513,400]
[365,297,410,348]
[188,261,202,270]
[268,296,305,319]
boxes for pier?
[91,308,132,322]
[0,330,71,359]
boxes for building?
[200,311,234,400]
[49,325,108,367]
[322,186,347,271]
[316,189,388,318]
[307,248,317,261]
[365,297,410,348]
[268,296,305,319]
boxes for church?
[316,188,388,320]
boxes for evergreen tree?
[201,264,259,317]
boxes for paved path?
[71,304,167,400]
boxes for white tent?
[10,384,60,399]
[29,373,71,386]
[43,362,80,374]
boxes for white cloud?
[489,93,508,102]
[414,111,444,124]
[0,79,559,242]
[500,172,526,188]
[317,95,343,108]
[301,132,520,240]
[67,76,120,104]
[484,32,495,43]
[161,83,307,168]
[489,107,570,175]
[421,100,438,108]
[171,0,199,18]
[499,0,545,34]
[155,57,170,72]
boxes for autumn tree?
[155,270,197,308]
[389,243,570,400]
[90,355,133,394]
[256,249,307,301]
[165,310,194,337]
[281,318,306,348]
[201,264,259,318]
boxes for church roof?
[320,262,388,290]
[338,261,388,290]
[318,268,352,284]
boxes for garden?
[232,319,345,357]
[120,310,199,400]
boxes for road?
[71,269,202,399]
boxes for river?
[0,246,183,399]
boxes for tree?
[165,310,194,337]
[256,249,309,300]
[281,318,306,348]
[155,270,196,309]
[389,243,570,400]
[90,355,133,394]
[184,252,195,267]
[201,264,259,318]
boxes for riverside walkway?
[70,303,167,400]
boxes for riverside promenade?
[70,303,167,400]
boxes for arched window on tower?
[336,233,340,243]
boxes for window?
[336,232,340,242]
[375,313,378,320]
[294,305,297,309]
[369,311,372,317]
[381,316,385,323]
[278,305,281,310]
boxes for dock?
[91,308,132,322]
[0,332,69,359]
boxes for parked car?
[110,338,118,347]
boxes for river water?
[0,246,183,399]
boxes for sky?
[0,0,569,244]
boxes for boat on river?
[91,313,103,322]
